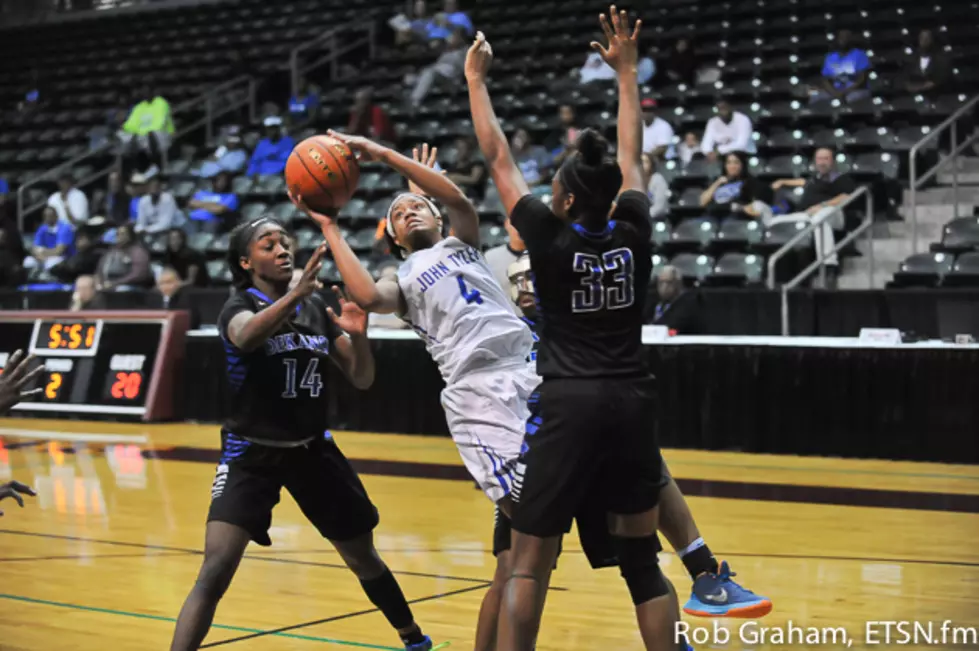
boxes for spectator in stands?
[135,176,181,234]
[700,152,770,219]
[425,12,453,42]
[637,45,657,85]
[186,172,238,234]
[69,275,106,311]
[0,177,8,196]
[47,173,89,225]
[163,228,209,288]
[409,29,468,106]
[392,0,429,47]
[25,206,74,272]
[510,128,551,186]
[247,116,294,178]
[812,30,871,104]
[579,42,616,84]
[198,133,248,179]
[645,266,703,334]
[903,29,951,97]
[16,68,43,118]
[663,38,698,86]
[701,100,755,162]
[128,173,147,223]
[91,171,132,227]
[677,131,703,167]
[120,85,174,175]
[288,76,320,124]
[95,223,152,291]
[769,148,858,286]
[443,0,472,35]
[642,153,670,220]
[50,231,100,284]
[641,98,675,160]
[446,137,487,199]
[484,217,526,299]
[347,89,396,143]
[546,104,581,168]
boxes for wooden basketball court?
[0,418,976,650]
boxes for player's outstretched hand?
[326,130,389,163]
[0,349,45,415]
[590,5,641,73]
[294,242,327,298]
[0,480,37,517]
[465,31,494,83]
[326,286,368,336]
[407,143,441,196]
[289,191,337,233]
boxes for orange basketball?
[285,135,360,214]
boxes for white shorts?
[441,362,540,504]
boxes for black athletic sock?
[359,568,419,639]
[681,543,719,581]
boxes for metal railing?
[16,75,256,232]
[776,187,875,335]
[290,22,377,99]
[908,94,979,254]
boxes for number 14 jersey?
[396,236,533,386]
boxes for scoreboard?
[0,311,188,421]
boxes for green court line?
[0,593,405,650]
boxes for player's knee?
[337,545,385,579]
[614,534,669,606]
[195,556,237,601]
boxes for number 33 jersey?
[509,191,654,379]
[396,236,534,386]
[217,288,343,444]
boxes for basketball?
[285,135,360,213]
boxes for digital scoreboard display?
[0,311,188,420]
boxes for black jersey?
[510,191,652,379]
[217,288,343,444]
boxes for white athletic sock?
[678,537,706,558]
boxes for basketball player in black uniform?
[468,7,687,650]
[170,218,433,651]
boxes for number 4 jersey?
[510,190,653,379]
[217,287,343,444]
[396,236,534,386]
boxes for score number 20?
[110,372,143,400]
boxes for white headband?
[385,192,443,239]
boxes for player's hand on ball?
[325,130,387,163]
[0,349,44,415]
[0,480,36,517]
[294,243,327,298]
[465,31,493,82]
[590,5,641,73]
[327,286,368,336]
[289,191,337,232]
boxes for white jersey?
[397,236,533,385]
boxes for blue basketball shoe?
[404,635,433,650]
[683,560,773,618]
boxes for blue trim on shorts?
[220,431,250,463]
[475,435,511,496]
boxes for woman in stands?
[169,218,434,651]
[95,223,153,290]
[699,151,771,220]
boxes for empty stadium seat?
[665,217,718,254]
[707,252,766,286]
[943,252,979,287]
[933,217,979,253]
[669,253,715,286]
[892,252,955,287]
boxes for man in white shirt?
[484,217,526,305]
[640,98,675,160]
[701,100,755,162]
[47,173,89,225]
[579,51,616,84]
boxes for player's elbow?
[349,365,375,390]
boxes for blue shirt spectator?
[638,55,657,85]
[199,135,248,178]
[288,79,320,122]
[443,0,473,35]
[247,116,295,177]
[26,206,75,271]
[0,178,8,194]
[186,173,239,234]
[821,30,871,91]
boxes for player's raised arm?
[465,32,531,217]
[327,132,480,248]
[591,6,644,194]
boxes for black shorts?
[511,376,663,539]
[207,432,379,546]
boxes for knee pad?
[614,535,669,606]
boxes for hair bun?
[576,129,608,166]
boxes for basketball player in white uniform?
[292,135,537,650]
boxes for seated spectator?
[69,275,106,311]
[135,177,181,234]
[147,266,197,326]
[119,84,174,175]
[641,98,675,160]
[546,104,581,167]
[510,129,551,186]
[410,29,468,106]
[663,38,698,86]
[642,153,670,219]
[347,88,396,142]
[903,29,951,97]
[186,172,238,234]
[769,148,858,286]
[0,177,8,195]
[699,152,770,219]
[128,173,147,222]
[812,30,871,104]
[25,207,74,272]
[91,171,132,227]
[47,173,89,225]
[247,117,294,178]
[425,12,453,42]
[392,0,430,47]
[677,131,703,167]
[50,231,101,283]
[637,45,657,85]
[442,0,472,35]
[95,224,153,290]
[446,137,487,198]
[288,76,320,123]
[579,46,616,84]
[485,217,526,298]
[701,100,755,162]
[644,266,703,334]
[198,133,248,179]
[162,228,209,288]
[17,68,43,116]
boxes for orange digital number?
[48,324,62,349]
[111,372,142,400]
[68,323,82,349]
[85,325,96,348]
[45,372,62,400]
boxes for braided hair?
[226,217,287,289]
[556,128,622,230]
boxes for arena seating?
[2,0,977,292]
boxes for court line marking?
[200,582,488,648]
[0,551,196,563]
[0,428,149,443]
[663,458,979,482]
[0,593,406,650]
